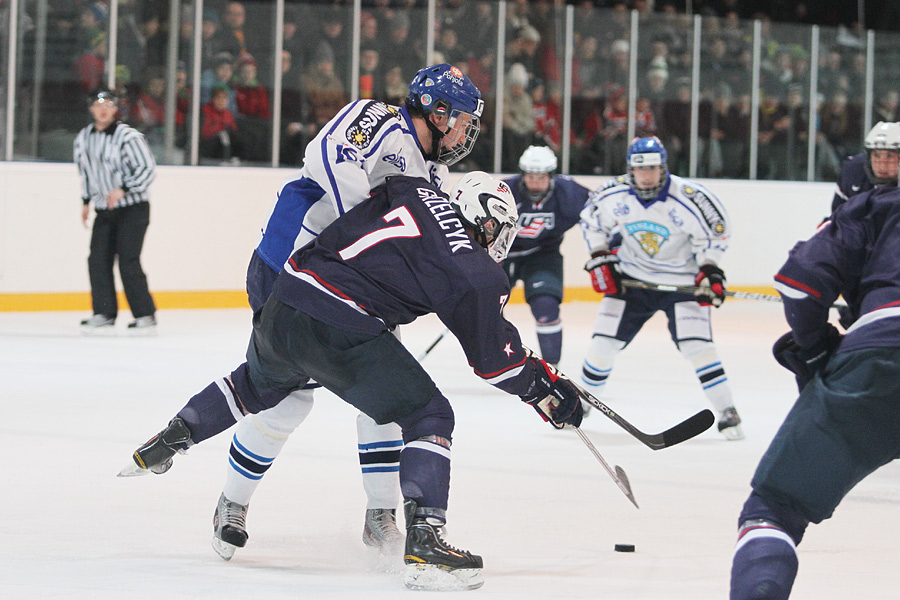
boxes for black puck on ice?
[614,544,635,553]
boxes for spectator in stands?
[76,2,107,54]
[118,6,165,76]
[505,25,541,81]
[436,26,465,67]
[216,1,249,59]
[820,89,863,167]
[201,52,237,114]
[75,31,106,93]
[358,43,385,102]
[279,49,311,167]
[381,12,419,82]
[875,89,900,123]
[661,77,692,175]
[200,84,243,162]
[282,5,307,67]
[457,1,497,60]
[301,43,347,140]
[312,7,352,83]
[573,35,605,100]
[175,61,190,150]
[710,91,751,179]
[131,67,166,147]
[359,11,380,54]
[532,79,562,154]
[383,65,408,107]
[635,97,658,138]
[600,86,629,174]
[200,9,228,70]
[233,53,271,163]
[606,39,630,92]
[502,62,536,173]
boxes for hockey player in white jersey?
[179,64,482,559]
[579,137,743,440]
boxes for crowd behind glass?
[3,0,899,181]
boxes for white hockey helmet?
[864,121,900,186]
[449,171,519,262]
[518,145,558,174]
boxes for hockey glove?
[694,264,727,307]
[772,324,842,392]
[520,354,584,429]
[585,250,622,296]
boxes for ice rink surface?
[2,300,899,599]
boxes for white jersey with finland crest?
[580,173,730,287]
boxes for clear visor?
[438,110,480,166]
[486,221,518,263]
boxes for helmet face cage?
[627,137,669,201]
[449,172,519,262]
[518,145,557,204]
[864,121,900,186]
[407,64,483,166]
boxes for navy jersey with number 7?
[272,175,536,395]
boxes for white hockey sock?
[357,412,402,510]
[222,389,314,505]
[680,341,735,413]
[581,336,624,391]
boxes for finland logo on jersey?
[625,221,670,256]
[517,212,555,238]
[346,102,399,149]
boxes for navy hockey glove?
[694,264,726,307]
[772,325,842,392]
[520,354,584,428]
[585,250,622,296]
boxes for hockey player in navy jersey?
[730,185,900,599]
[502,145,590,366]
[830,121,900,213]
[142,64,483,559]
[121,172,583,591]
[579,137,743,439]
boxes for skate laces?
[218,497,248,531]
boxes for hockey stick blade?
[573,426,638,508]
[576,384,715,450]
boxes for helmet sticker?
[421,93,433,106]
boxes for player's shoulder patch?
[680,182,726,234]
[345,101,400,149]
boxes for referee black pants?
[88,202,156,319]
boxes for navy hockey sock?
[399,437,451,510]
[177,378,242,444]
[730,523,798,600]
[531,295,562,364]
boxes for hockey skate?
[212,493,249,560]
[403,502,483,591]
[362,508,404,554]
[80,314,115,335]
[718,407,744,441]
[127,315,157,336]
[117,417,192,477]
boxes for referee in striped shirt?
[75,88,158,334]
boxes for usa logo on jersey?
[517,213,555,238]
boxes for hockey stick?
[621,279,848,308]
[573,426,639,508]
[622,279,784,303]
[416,328,450,362]
[573,381,715,450]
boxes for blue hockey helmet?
[626,136,668,201]
[407,64,484,166]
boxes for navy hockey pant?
[244,298,455,509]
[750,346,900,525]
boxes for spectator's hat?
[390,12,410,31]
[87,2,107,25]
[213,51,234,69]
[517,25,541,44]
[612,39,629,54]
[312,41,335,65]
[236,53,257,68]
[210,83,230,97]
[507,62,529,88]
[203,9,220,25]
